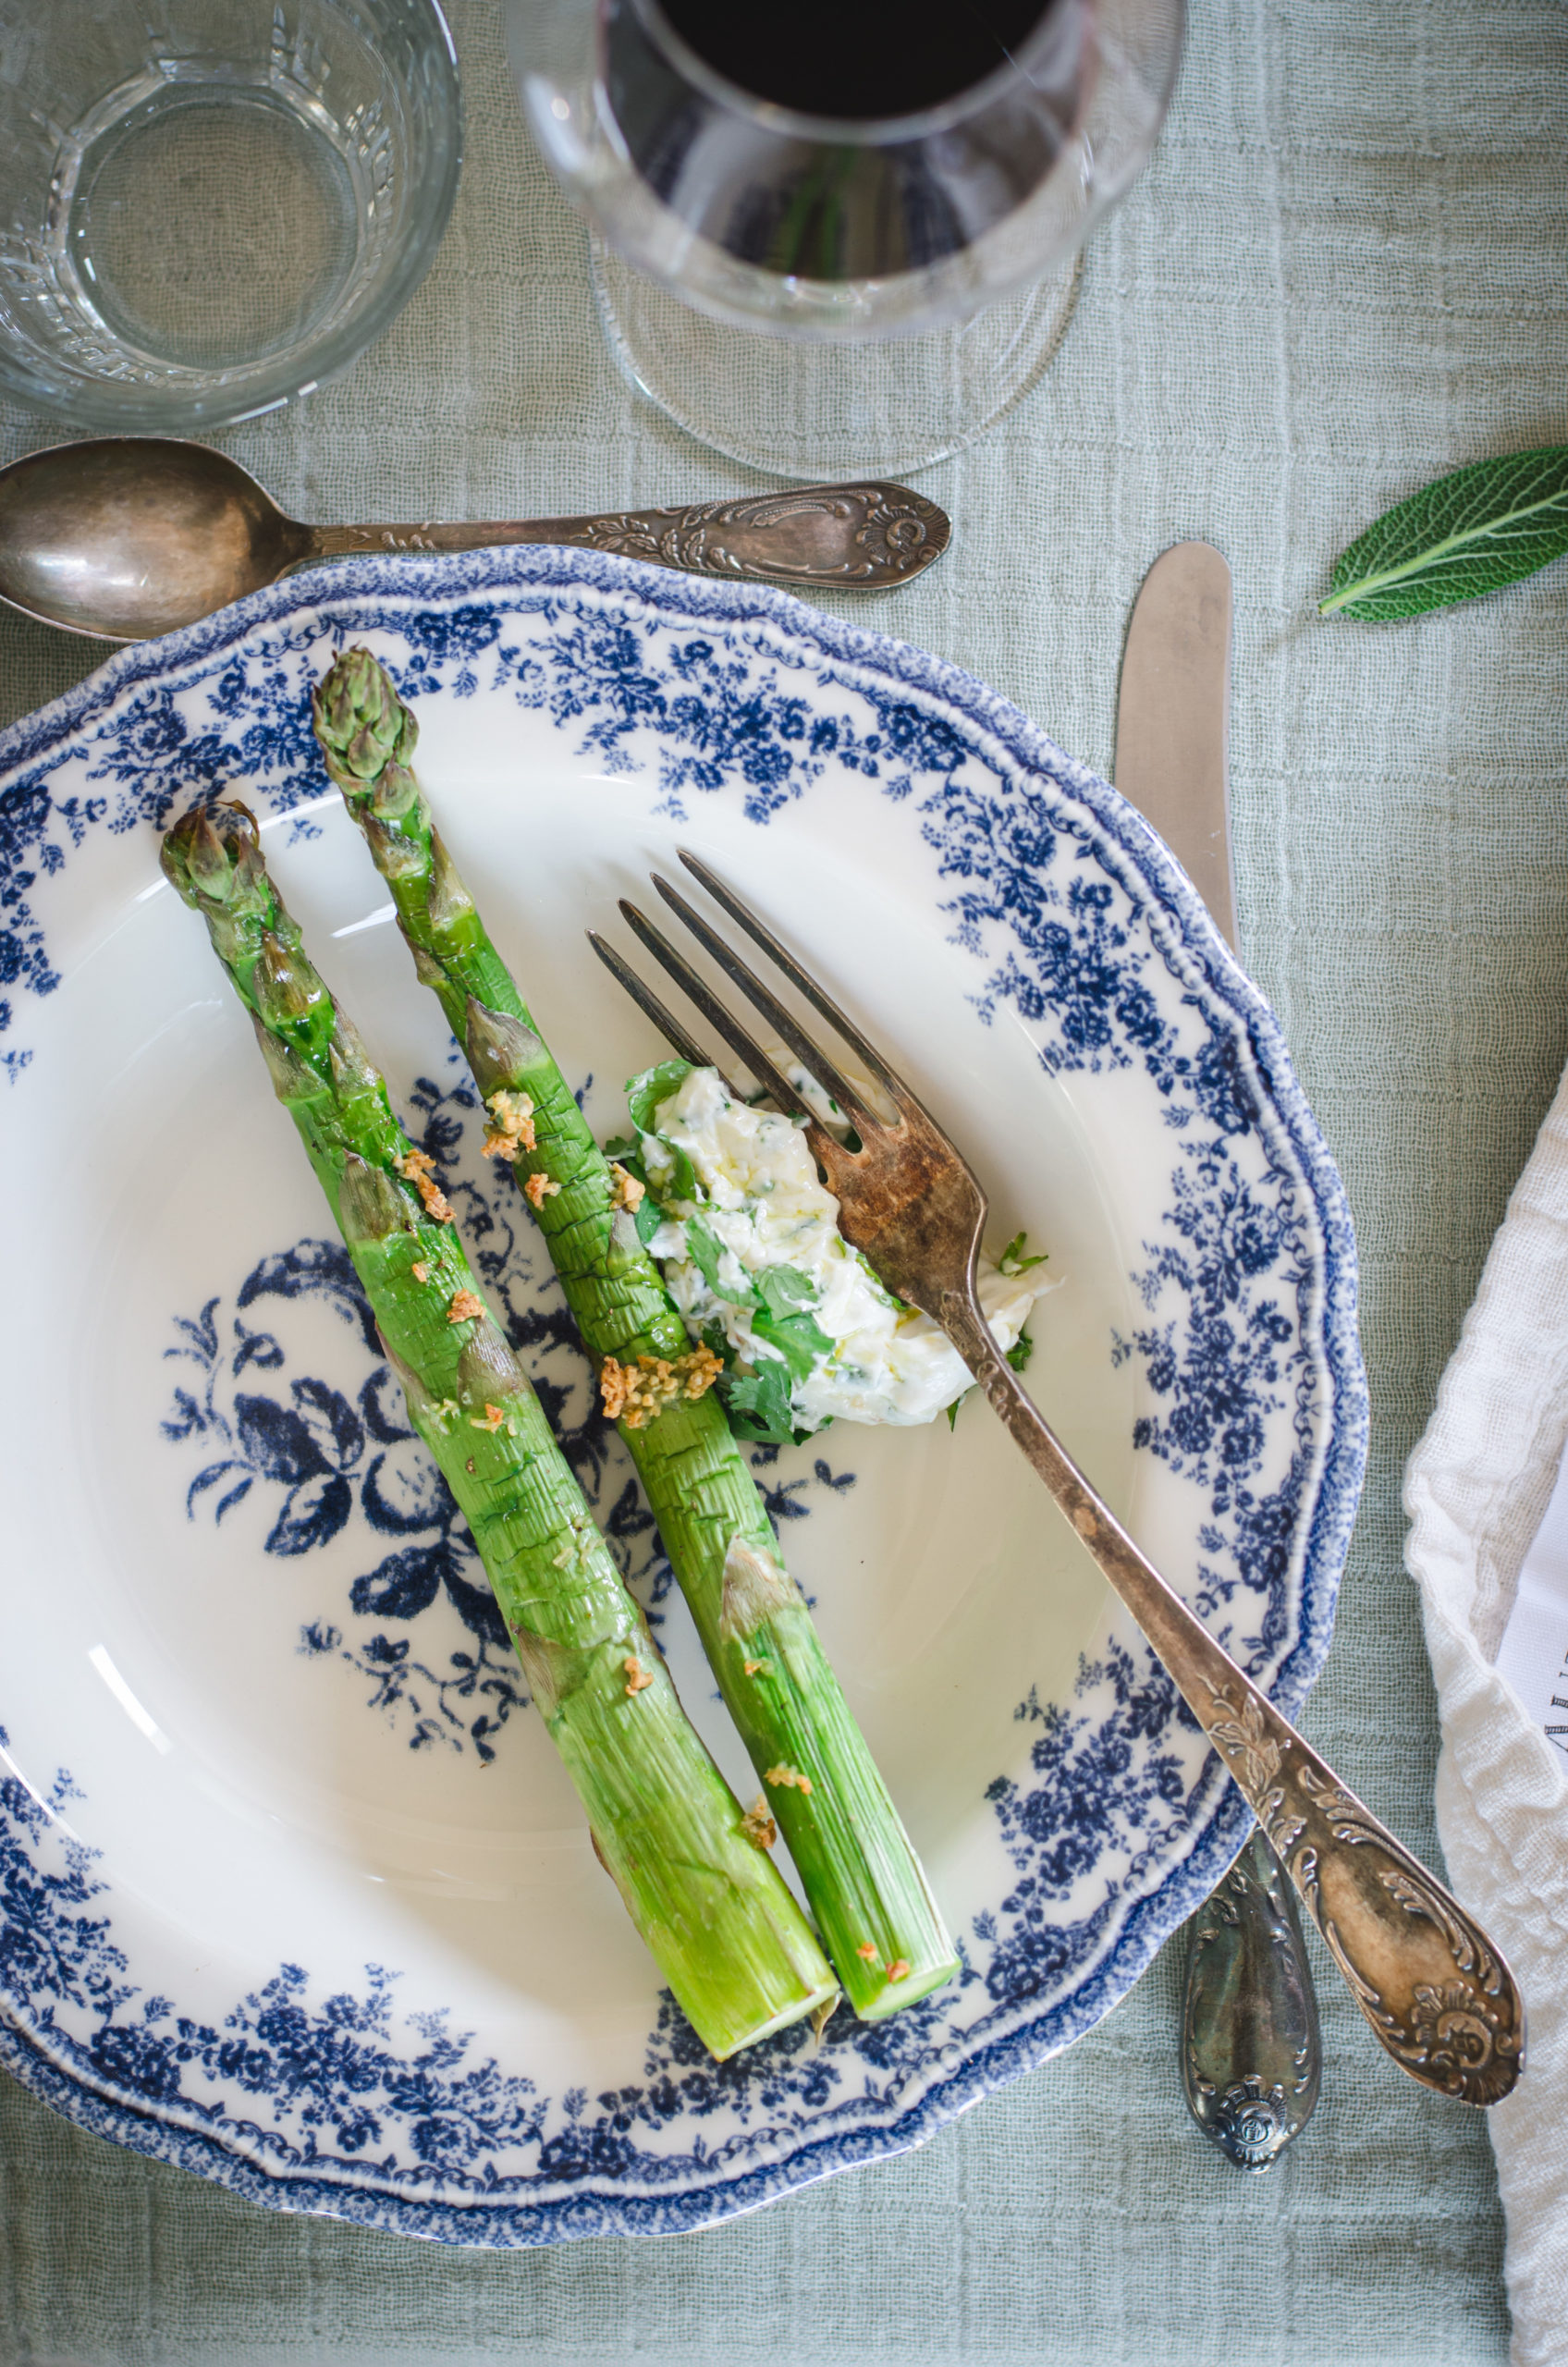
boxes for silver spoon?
[0,437,950,643]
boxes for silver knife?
[1113,545,1322,2170]
[1114,542,1239,953]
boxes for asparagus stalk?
[312,651,959,2019]
[162,801,837,2061]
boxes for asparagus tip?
[312,644,419,795]
[161,798,262,908]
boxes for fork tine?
[616,899,819,1129]
[651,872,882,1135]
[585,929,713,1070]
[677,850,913,1109]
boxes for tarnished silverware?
[1182,1825,1321,2168]
[0,437,950,643]
[1114,540,1237,950]
[1114,542,1324,2168]
[591,852,1526,2111]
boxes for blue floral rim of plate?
[0,545,1368,2244]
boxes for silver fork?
[590,852,1525,2109]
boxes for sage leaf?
[1320,446,1568,620]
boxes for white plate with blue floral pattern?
[0,548,1366,2244]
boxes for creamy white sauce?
[637,1066,1049,1432]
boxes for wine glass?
[504,0,1183,476]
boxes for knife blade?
[1113,542,1238,954]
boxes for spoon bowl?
[0,441,310,643]
[0,437,950,642]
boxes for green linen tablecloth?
[2,0,1563,2358]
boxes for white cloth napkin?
[1493,1452,1568,1756]
[1404,1063,1568,2367]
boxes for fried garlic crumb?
[741,1797,778,1850]
[410,1260,430,1283]
[469,1403,506,1433]
[856,1943,879,1963]
[483,1089,536,1160]
[765,1762,813,1796]
[622,1655,655,1697]
[523,1171,561,1210]
[598,1357,631,1423]
[599,1349,721,1428]
[599,1354,677,1427]
[428,1397,460,1431]
[395,1147,453,1223]
[887,1958,912,1982]
[608,1161,645,1212]
[681,1343,723,1401]
[447,1288,484,1325]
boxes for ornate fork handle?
[938,1287,1525,2106]
[313,483,949,591]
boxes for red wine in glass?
[603,0,1093,282]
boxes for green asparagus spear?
[312,650,959,2019]
[162,801,838,2061]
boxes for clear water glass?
[0,0,462,431]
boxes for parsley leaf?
[998,1232,1047,1276]
[684,1215,758,1306]
[606,1144,648,1186]
[1006,1326,1035,1373]
[720,1359,799,1443]
[625,1060,694,1134]
[752,1303,834,1380]
[645,1134,701,1207]
[755,1265,816,1318]
[601,1144,669,1244]
[632,1194,664,1247]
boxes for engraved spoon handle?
[309,482,950,591]
[1182,1823,1322,2169]
[937,1287,1525,2106]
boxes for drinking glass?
[506,0,1182,475]
[0,0,462,432]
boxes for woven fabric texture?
[2,0,1565,2358]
